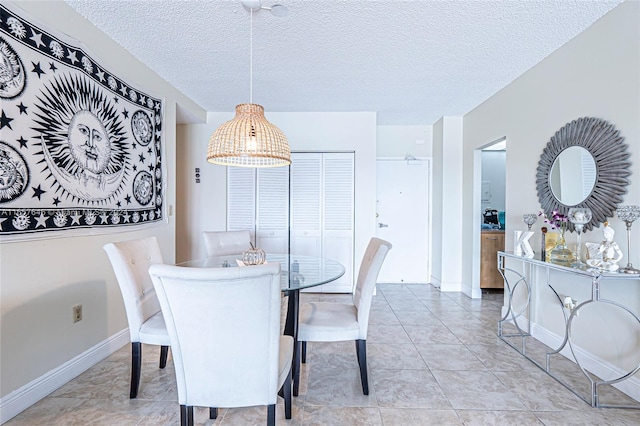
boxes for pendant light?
[207,1,291,168]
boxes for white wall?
[0,0,204,408]
[462,0,639,389]
[376,125,433,157]
[177,112,378,274]
[431,117,464,292]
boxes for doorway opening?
[475,138,506,297]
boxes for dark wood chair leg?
[283,369,292,419]
[130,342,142,398]
[187,406,194,426]
[179,405,188,426]
[267,404,276,426]
[293,340,301,397]
[209,407,217,419]
[356,339,369,395]
[159,345,169,368]
[355,340,361,366]
[301,341,307,363]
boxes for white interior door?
[376,158,430,283]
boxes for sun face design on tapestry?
[33,74,127,203]
[0,4,164,238]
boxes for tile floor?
[6,284,640,425]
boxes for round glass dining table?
[178,254,345,293]
[177,254,345,396]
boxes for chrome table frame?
[498,251,640,409]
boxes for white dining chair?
[103,236,170,398]
[202,230,252,257]
[298,237,392,395]
[149,262,293,426]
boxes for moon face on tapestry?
[0,141,29,201]
[0,3,164,238]
[0,36,26,98]
[34,74,128,202]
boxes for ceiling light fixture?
[207,1,291,168]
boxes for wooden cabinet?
[480,231,505,289]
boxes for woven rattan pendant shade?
[207,104,291,167]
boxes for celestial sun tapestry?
[0,4,164,239]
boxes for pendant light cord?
[250,7,253,104]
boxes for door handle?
[378,223,388,228]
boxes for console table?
[497,251,640,409]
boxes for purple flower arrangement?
[538,210,568,231]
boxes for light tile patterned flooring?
[7,284,640,425]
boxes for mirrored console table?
[497,251,640,409]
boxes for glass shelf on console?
[500,251,640,279]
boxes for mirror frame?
[536,117,631,232]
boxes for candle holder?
[568,207,592,268]
[616,205,640,274]
[523,213,537,231]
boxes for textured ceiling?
[64,0,622,125]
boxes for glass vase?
[548,228,574,266]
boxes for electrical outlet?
[73,304,82,323]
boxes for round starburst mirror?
[536,117,631,232]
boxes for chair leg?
[356,339,369,395]
[301,341,307,363]
[282,369,292,419]
[180,405,193,426]
[267,404,276,426]
[159,345,169,368]
[209,407,218,419]
[130,342,142,398]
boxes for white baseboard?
[0,330,129,424]
[531,323,640,403]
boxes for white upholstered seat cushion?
[138,311,171,346]
[298,302,359,342]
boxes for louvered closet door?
[226,167,256,241]
[321,153,354,292]
[290,152,354,293]
[256,167,289,253]
[227,153,355,293]
[290,153,322,257]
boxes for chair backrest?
[149,263,282,408]
[202,230,252,257]
[353,237,392,339]
[103,237,164,341]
